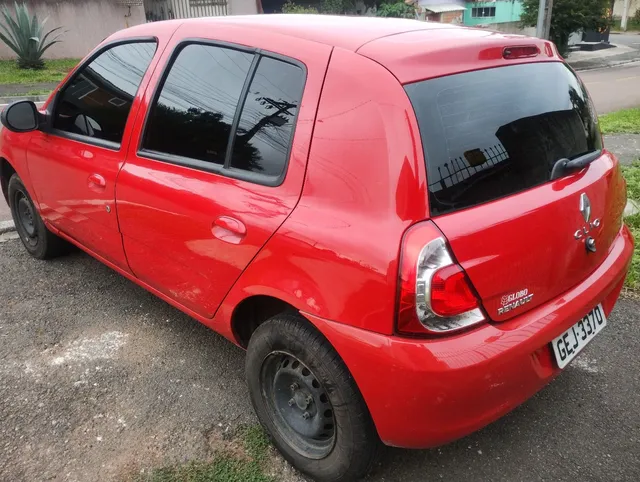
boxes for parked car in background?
[0,15,634,482]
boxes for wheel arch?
[0,156,17,204]
[231,294,300,349]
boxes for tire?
[246,313,379,482]
[8,174,68,260]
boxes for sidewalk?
[604,134,640,165]
[0,82,55,105]
[567,43,640,71]
[0,200,12,229]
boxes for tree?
[376,0,415,18]
[521,0,611,55]
[281,1,319,13]
[0,2,64,69]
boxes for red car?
[0,15,633,482]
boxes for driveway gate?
[144,0,228,21]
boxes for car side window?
[140,40,307,185]
[230,57,304,178]
[142,44,254,165]
[53,41,157,146]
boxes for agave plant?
[0,2,64,69]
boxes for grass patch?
[240,425,272,463]
[622,161,640,291]
[599,108,640,135]
[612,18,640,32]
[622,161,640,201]
[0,58,79,84]
[137,455,275,482]
[625,213,640,291]
[5,89,52,97]
[135,425,276,482]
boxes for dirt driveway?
[1,237,639,482]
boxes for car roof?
[120,15,561,84]
[124,14,459,52]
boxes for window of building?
[53,42,156,146]
[472,7,496,18]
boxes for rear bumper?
[303,225,634,449]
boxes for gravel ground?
[0,237,639,482]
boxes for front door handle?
[212,216,246,244]
[87,173,106,190]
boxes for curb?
[573,58,640,72]
[0,96,49,108]
[625,199,640,218]
[0,219,15,234]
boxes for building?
[414,1,525,28]
[416,1,467,23]
[614,0,640,18]
[143,0,257,21]
[463,1,524,27]
[0,0,258,60]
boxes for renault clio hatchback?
[0,15,634,482]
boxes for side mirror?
[1,100,40,133]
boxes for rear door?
[117,24,331,318]
[405,62,626,322]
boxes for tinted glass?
[230,57,304,178]
[53,42,156,144]
[143,44,254,165]
[405,62,602,216]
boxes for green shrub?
[376,1,415,18]
[281,1,319,13]
[0,2,65,69]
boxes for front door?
[117,25,331,318]
[27,41,157,270]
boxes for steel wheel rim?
[14,190,38,246]
[260,351,336,459]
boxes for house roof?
[418,3,467,13]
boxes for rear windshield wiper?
[550,150,602,181]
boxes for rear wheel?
[8,174,68,259]
[246,314,379,482]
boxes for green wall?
[464,0,524,26]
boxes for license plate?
[551,304,607,369]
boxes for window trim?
[137,38,308,188]
[43,36,159,152]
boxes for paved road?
[1,236,639,481]
[580,62,640,114]
[610,32,640,49]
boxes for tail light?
[397,221,485,336]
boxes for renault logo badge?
[575,193,599,253]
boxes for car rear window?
[405,62,602,216]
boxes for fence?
[144,0,228,21]
[429,144,509,192]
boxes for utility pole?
[543,0,554,40]
[536,0,547,38]
[621,0,631,31]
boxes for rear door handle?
[212,216,246,244]
[87,173,106,189]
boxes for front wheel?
[246,314,379,482]
[8,174,68,259]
